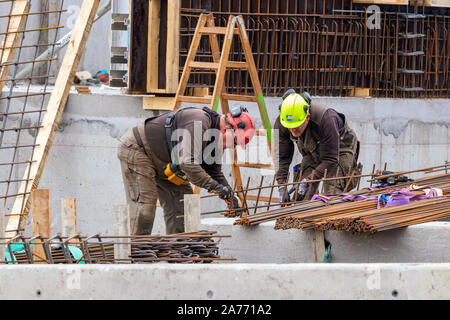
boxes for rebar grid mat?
[0,0,66,231]
[180,0,449,98]
[0,230,233,264]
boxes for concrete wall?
[0,86,448,237]
[0,263,449,299]
[201,219,450,263]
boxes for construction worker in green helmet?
[274,89,362,203]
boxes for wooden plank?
[166,0,180,93]
[75,85,92,94]
[32,189,50,264]
[0,1,30,94]
[184,194,201,232]
[417,0,450,7]
[61,198,77,245]
[6,0,100,238]
[348,88,371,97]
[146,0,161,93]
[143,96,174,110]
[113,204,131,263]
[310,229,326,263]
[0,205,4,262]
[353,0,408,4]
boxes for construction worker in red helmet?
[275,89,362,203]
[117,105,255,235]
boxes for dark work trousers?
[117,128,193,235]
[300,152,359,200]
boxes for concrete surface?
[0,86,448,237]
[0,263,448,299]
[201,219,450,263]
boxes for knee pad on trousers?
[134,203,156,235]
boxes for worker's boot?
[134,204,156,235]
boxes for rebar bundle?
[1,230,233,264]
[230,163,450,228]
[274,180,450,234]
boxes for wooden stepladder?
[173,14,274,217]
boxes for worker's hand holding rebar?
[278,187,291,204]
[227,196,241,209]
[295,178,310,201]
[208,180,234,201]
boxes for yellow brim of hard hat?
[280,118,306,129]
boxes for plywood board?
[143,96,174,110]
[32,189,50,264]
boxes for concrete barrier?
[0,263,448,299]
[201,218,450,263]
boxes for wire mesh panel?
[0,0,65,232]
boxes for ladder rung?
[256,129,267,136]
[235,162,274,169]
[222,93,258,102]
[199,27,239,35]
[177,96,212,104]
[189,61,247,70]
[227,61,248,68]
[189,61,219,69]
[245,195,279,203]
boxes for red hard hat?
[226,111,256,149]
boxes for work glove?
[227,196,241,209]
[208,180,234,201]
[278,187,291,204]
[222,196,243,218]
[289,178,310,201]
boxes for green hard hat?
[280,93,310,129]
